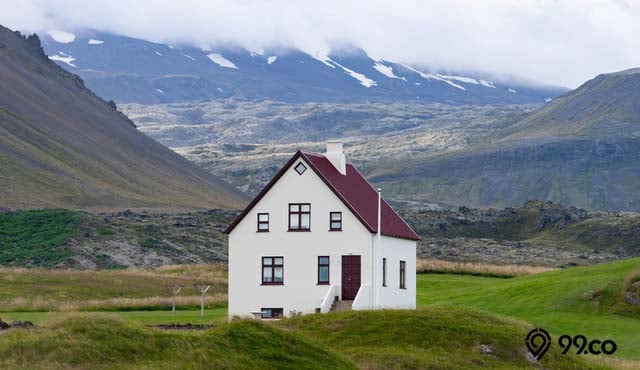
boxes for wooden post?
[194,284,211,316]
[164,284,183,316]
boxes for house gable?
[225,150,420,241]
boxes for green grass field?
[1,307,228,325]
[2,259,640,368]
[417,258,640,360]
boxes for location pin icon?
[525,328,551,361]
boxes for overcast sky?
[2,0,640,88]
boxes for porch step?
[330,300,353,312]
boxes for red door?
[341,255,361,300]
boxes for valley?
[122,100,534,196]
[121,69,640,212]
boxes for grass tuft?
[417,259,554,278]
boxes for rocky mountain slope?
[40,30,566,105]
[0,26,247,210]
[370,69,640,211]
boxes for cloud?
[2,0,640,88]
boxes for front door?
[341,255,361,300]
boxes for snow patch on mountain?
[247,47,265,56]
[545,97,552,102]
[479,79,496,88]
[182,53,196,61]
[48,30,75,43]
[438,74,479,85]
[399,64,465,91]
[155,89,165,94]
[88,39,104,45]
[508,88,517,93]
[267,56,277,65]
[373,61,406,80]
[310,52,336,68]
[331,60,377,87]
[155,51,163,56]
[207,53,238,69]
[49,52,76,67]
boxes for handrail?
[320,285,338,313]
[352,284,371,310]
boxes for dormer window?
[294,162,307,175]
[257,213,269,232]
[289,203,310,231]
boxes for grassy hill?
[497,69,640,141]
[0,316,354,370]
[0,25,247,210]
[0,308,608,370]
[418,258,640,359]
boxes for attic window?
[294,162,307,175]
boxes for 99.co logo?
[525,328,617,361]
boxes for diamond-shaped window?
[294,162,307,175]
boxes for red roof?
[224,151,421,241]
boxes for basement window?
[261,308,283,319]
[294,162,307,175]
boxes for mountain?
[497,68,640,141]
[0,26,248,210]
[370,69,640,211]
[40,30,566,105]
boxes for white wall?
[228,157,374,318]
[375,236,416,309]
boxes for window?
[289,203,310,231]
[294,162,307,175]
[257,213,269,232]
[262,257,284,285]
[318,256,330,284]
[329,212,342,231]
[399,260,406,289]
[382,258,387,287]
[261,308,283,319]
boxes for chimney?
[325,140,346,175]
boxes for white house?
[225,141,420,319]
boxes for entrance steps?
[330,300,353,312]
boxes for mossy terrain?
[0,209,236,268]
[2,203,639,269]
[403,201,640,265]
[0,209,78,266]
